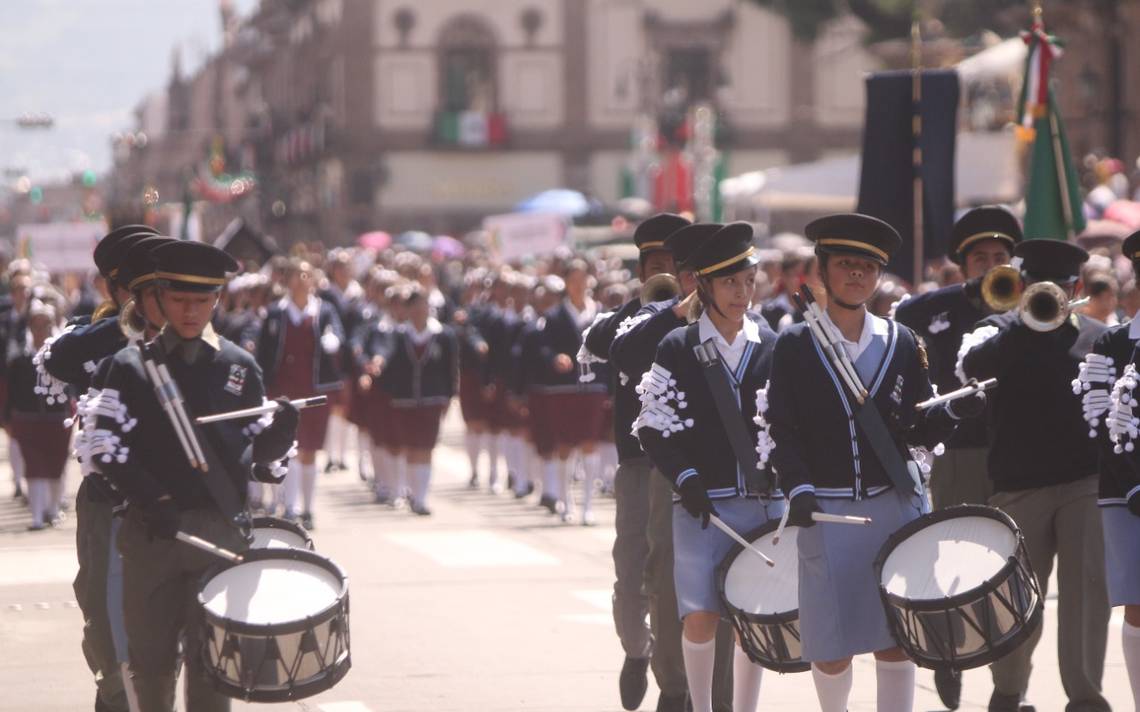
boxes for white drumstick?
[709,515,775,567]
[195,396,329,424]
[773,501,791,544]
[812,512,872,526]
[175,532,244,563]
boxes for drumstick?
[914,378,997,410]
[195,396,329,424]
[812,512,872,526]
[175,532,244,563]
[709,515,775,567]
[773,501,791,544]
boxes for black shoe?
[300,512,314,530]
[935,668,962,710]
[507,473,516,491]
[656,692,687,712]
[539,494,558,514]
[411,503,432,516]
[619,656,650,711]
[324,461,337,474]
[468,473,479,489]
[989,691,1022,712]
[515,482,535,499]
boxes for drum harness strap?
[686,324,770,496]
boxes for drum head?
[723,526,799,616]
[250,517,313,550]
[201,554,344,627]
[881,513,1018,601]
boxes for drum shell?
[196,547,351,702]
[873,504,1043,671]
[715,519,810,674]
[249,516,315,550]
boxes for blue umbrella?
[515,189,593,217]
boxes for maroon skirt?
[544,391,608,449]
[391,403,445,450]
[458,368,490,424]
[366,390,395,448]
[10,415,71,480]
[527,392,556,458]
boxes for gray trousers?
[73,480,130,712]
[930,446,992,510]
[988,476,1110,710]
[646,466,733,710]
[613,458,654,658]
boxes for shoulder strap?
[685,324,769,493]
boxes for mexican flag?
[1017,14,1085,240]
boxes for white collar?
[281,295,320,325]
[821,307,886,353]
[564,298,597,327]
[1129,310,1140,340]
[409,317,442,344]
[697,311,761,348]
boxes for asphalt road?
[0,409,1132,711]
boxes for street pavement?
[0,408,1132,711]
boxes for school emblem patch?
[225,364,247,395]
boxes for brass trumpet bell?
[640,273,681,304]
[980,265,1023,313]
[1019,281,1089,332]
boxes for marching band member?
[766,214,971,712]
[94,241,298,712]
[893,206,1020,707]
[36,224,156,712]
[8,298,70,530]
[582,212,688,710]
[254,258,345,530]
[612,221,730,712]
[960,238,1110,712]
[1078,229,1140,708]
[636,223,781,712]
[375,284,459,515]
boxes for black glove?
[252,397,300,464]
[1128,488,1140,518]
[788,492,821,528]
[947,380,987,419]
[678,476,717,529]
[142,496,180,540]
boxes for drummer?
[93,241,299,712]
[765,214,977,712]
[636,223,781,712]
[1076,228,1140,710]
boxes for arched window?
[438,15,497,113]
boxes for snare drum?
[715,520,809,673]
[197,548,351,701]
[874,504,1042,670]
[249,516,314,550]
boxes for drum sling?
[686,324,770,494]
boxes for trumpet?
[1019,281,1090,332]
[979,264,1023,313]
[640,273,681,304]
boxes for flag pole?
[1034,2,1076,240]
[911,19,924,284]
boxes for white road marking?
[385,530,559,568]
[561,589,614,625]
[320,703,373,712]
[0,547,76,586]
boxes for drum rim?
[205,641,352,703]
[249,515,315,550]
[197,547,349,636]
[715,519,798,624]
[872,504,1025,611]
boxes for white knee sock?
[27,478,47,526]
[301,462,318,514]
[10,440,24,491]
[464,431,480,476]
[681,637,716,712]
[1124,621,1140,706]
[875,659,915,712]
[733,645,764,712]
[47,479,63,518]
[358,431,372,479]
[488,433,501,485]
[282,460,302,515]
[371,447,391,496]
[558,458,574,515]
[811,663,853,712]
[325,414,342,463]
[601,445,618,486]
[542,459,558,500]
[248,481,263,506]
[395,454,408,498]
[412,464,432,508]
[582,451,601,512]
